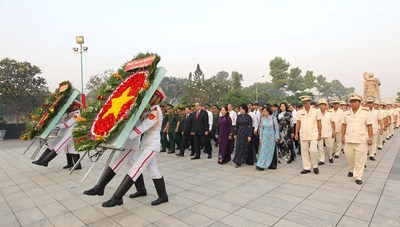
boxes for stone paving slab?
[0,130,399,226]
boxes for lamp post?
[73,36,88,108]
[255,75,266,103]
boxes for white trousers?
[49,132,78,154]
[300,140,319,170]
[318,137,334,162]
[368,134,378,157]
[109,138,161,181]
[334,132,343,156]
[345,143,368,180]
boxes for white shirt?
[207,110,213,131]
[248,111,257,132]
[229,110,237,126]
[292,109,298,123]
[254,109,261,131]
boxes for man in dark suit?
[191,102,211,159]
[176,106,194,157]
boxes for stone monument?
[363,72,381,102]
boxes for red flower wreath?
[90,71,149,140]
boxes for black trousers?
[252,133,259,163]
[179,133,193,155]
[210,130,218,145]
[194,134,212,157]
[269,143,278,168]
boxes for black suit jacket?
[182,113,193,135]
[191,109,209,136]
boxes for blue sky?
[1,0,399,97]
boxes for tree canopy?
[0,58,49,120]
[83,57,360,108]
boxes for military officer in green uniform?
[166,105,180,154]
[160,105,168,152]
[176,106,185,150]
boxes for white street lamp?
[73,36,88,108]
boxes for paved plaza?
[1,132,400,227]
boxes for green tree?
[330,79,347,99]
[303,70,316,92]
[231,71,243,89]
[162,76,187,104]
[193,64,204,81]
[214,71,230,81]
[204,72,230,105]
[397,92,400,102]
[243,82,283,104]
[269,57,289,91]
[85,69,113,101]
[224,89,251,107]
[287,67,304,94]
[316,75,333,97]
[0,58,49,118]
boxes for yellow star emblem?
[102,87,135,119]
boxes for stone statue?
[363,72,381,101]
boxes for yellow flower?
[112,73,122,79]
[76,117,86,122]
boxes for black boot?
[71,154,82,170]
[129,174,147,198]
[34,149,58,167]
[63,154,74,169]
[83,167,116,196]
[151,177,168,206]
[32,148,52,164]
[102,174,134,207]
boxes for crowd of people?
[160,94,400,185]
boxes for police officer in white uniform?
[331,99,344,158]
[317,98,335,164]
[366,97,384,161]
[295,96,322,174]
[341,94,372,185]
[33,101,82,169]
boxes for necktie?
[196,111,200,119]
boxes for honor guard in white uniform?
[83,87,168,207]
[341,94,373,185]
[295,96,322,175]
[331,99,344,158]
[33,101,82,169]
[366,97,384,161]
[317,99,335,164]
